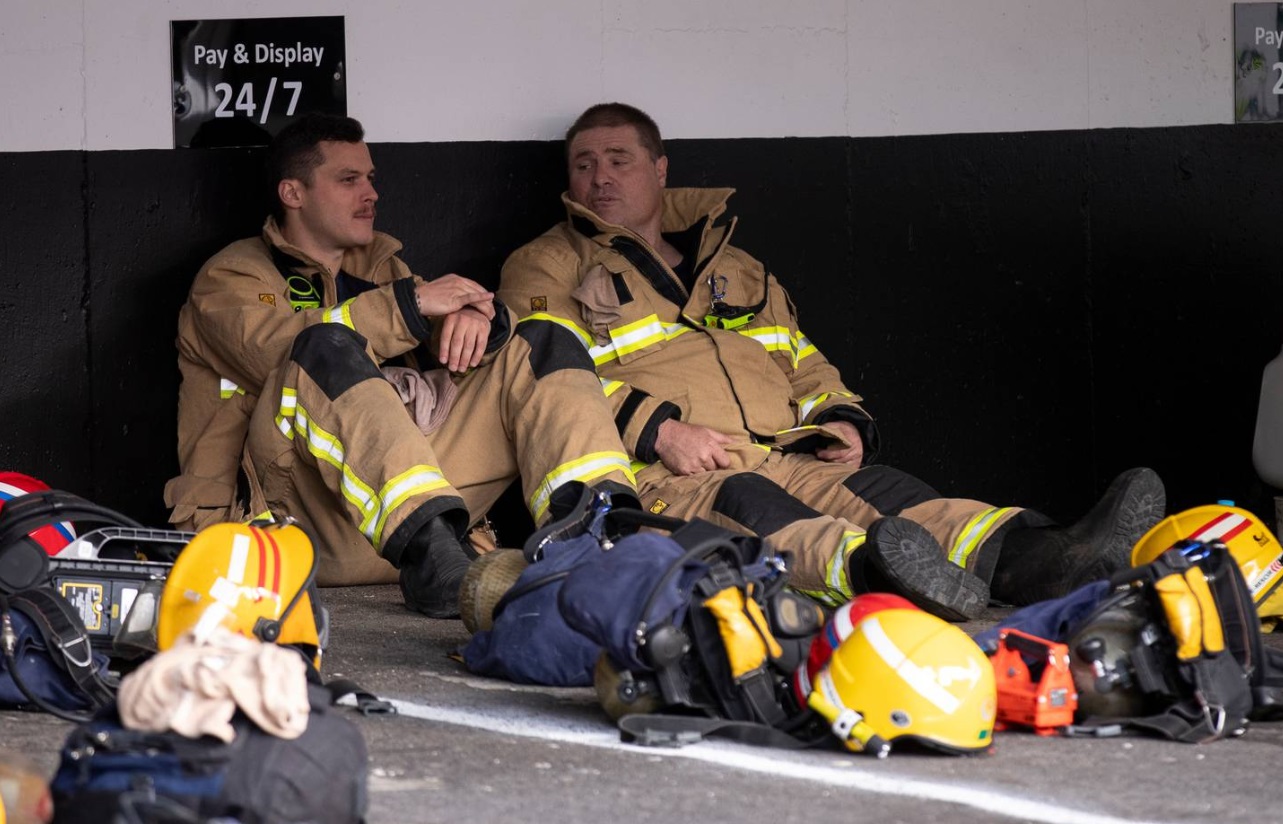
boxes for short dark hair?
[565,103,664,160]
[266,113,365,220]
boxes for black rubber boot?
[848,516,990,622]
[990,467,1166,606]
[398,516,474,618]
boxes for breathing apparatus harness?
[0,490,142,722]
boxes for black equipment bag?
[1069,541,1279,743]
[558,517,827,746]
[50,685,368,824]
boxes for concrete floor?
[3,583,1282,824]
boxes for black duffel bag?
[50,685,368,824]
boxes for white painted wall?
[0,0,1246,151]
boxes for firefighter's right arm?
[498,241,679,464]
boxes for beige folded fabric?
[382,366,460,435]
[571,264,621,345]
[118,627,310,742]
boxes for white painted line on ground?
[350,696,1180,824]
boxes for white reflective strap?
[592,314,691,366]
[798,391,855,420]
[600,378,626,397]
[219,378,245,399]
[370,465,451,547]
[823,531,865,602]
[607,316,668,355]
[738,325,798,366]
[529,451,634,521]
[862,616,961,714]
[285,401,383,541]
[322,300,356,329]
[294,407,346,470]
[794,332,818,362]
[275,389,299,438]
[948,507,1011,567]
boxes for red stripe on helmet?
[251,526,268,591]
[264,530,282,595]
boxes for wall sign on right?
[1235,3,1283,122]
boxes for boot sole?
[867,517,990,622]
[1072,467,1167,585]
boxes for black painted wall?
[2,125,1280,533]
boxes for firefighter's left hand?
[816,420,864,467]
[436,306,490,372]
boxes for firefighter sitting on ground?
[165,113,637,617]
[497,102,1165,620]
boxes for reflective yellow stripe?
[219,378,245,399]
[519,311,692,367]
[322,299,356,329]
[529,451,635,522]
[739,325,796,363]
[519,312,593,347]
[737,327,819,369]
[629,459,652,475]
[948,507,1013,568]
[795,332,818,362]
[273,391,398,546]
[597,315,692,366]
[798,391,855,420]
[274,389,299,439]
[794,530,866,608]
[600,378,626,397]
[370,465,451,548]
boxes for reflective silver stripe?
[798,391,854,420]
[948,507,1011,567]
[529,451,634,521]
[370,466,450,546]
[322,300,356,329]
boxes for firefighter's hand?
[655,419,734,475]
[436,307,490,372]
[416,274,496,320]
[816,420,864,468]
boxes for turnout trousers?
[636,451,1035,607]
[247,321,635,585]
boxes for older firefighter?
[497,102,1164,619]
[166,113,636,616]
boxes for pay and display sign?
[1235,4,1283,122]
[171,16,346,148]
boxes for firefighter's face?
[282,140,379,252]
[567,125,667,236]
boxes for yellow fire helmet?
[1131,504,1283,619]
[806,608,996,757]
[156,521,328,670]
